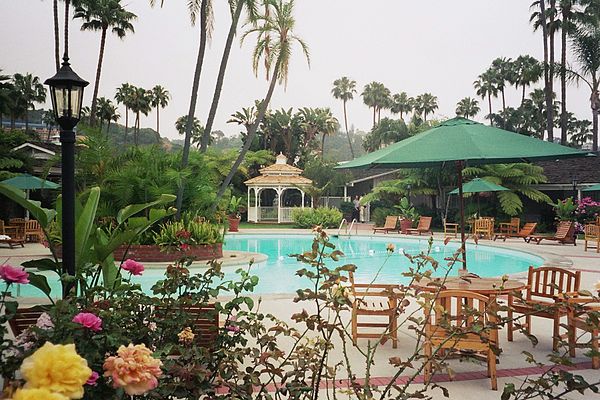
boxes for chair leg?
[552,314,561,352]
[351,310,358,345]
[525,314,531,336]
[390,314,398,349]
[507,296,514,342]
[489,348,497,390]
[592,328,599,369]
[423,340,432,381]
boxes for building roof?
[12,142,58,156]
[534,156,600,184]
[245,153,312,187]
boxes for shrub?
[371,207,396,227]
[154,219,224,249]
[291,207,342,228]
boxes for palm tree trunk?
[522,84,526,105]
[89,27,107,126]
[548,0,556,142]
[539,0,553,142]
[501,89,506,113]
[213,57,282,209]
[53,0,60,71]
[593,108,598,152]
[124,107,128,144]
[201,0,244,153]
[176,0,209,218]
[321,133,326,159]
[107,120,111,136]
[487,94,493,126]
[343,99,354,158]
[134,113,140,146]
[156,106,160,136]
[560,9,568,145]
[372,107,376,127]
[377,107,381,124]
[25,109,29,132]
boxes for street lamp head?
[45,56,89,131]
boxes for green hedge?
[291,207,343,228]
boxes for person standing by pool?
[352,196,360,222]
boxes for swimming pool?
[15,234,543,297]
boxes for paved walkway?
[2,225,600,399]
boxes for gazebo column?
[277,187,282,224]
[301,190,305,209]
[256,188,261,222]
[247,187,251,222]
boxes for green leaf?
[244,297,255,310]
[116,194,176,224]
[28,272,53,297]
[0,183,56,227]
[75,187,100,271]
[22,258,61,274]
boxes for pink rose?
[72,312,103,332]
[122,259,144,276]
[0,264,29,284]
[86,371,100,386]
[180,243,189,251]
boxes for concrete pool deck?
[2,225,600,398]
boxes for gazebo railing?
[279,207,295,223]
[259,207,278,221]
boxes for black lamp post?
[45,56,88,297]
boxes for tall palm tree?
[175,115,204,147]
[74,0,136,125]
[128,86,151,146]
[215,0,310,205]
[414,93,438,122]
[201,0,258,152]
[150,85,170,140]
[530,0,555,142]
[154,0,214,217]
[12,73,46,131]
[361,82,390,126]
[455,97,480,119]
[42,109,57,140]
[509,55,543,104]
[490,57,512,113]
[570,24,600,151]
[317,108,339,158]
[0,70,12,127]
[389,92,414,120]
[53,0,60,71]
[331,76,356,158]
[474,71,499,125]
[114,83,133,143]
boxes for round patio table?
[414,276,527,296]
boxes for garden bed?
[55,243,223,262]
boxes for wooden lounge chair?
[0,220,25,249]
[423,290,499,390]
[584,224,600,253]
[507,266,581,351]
[494,222,537,242]
[373,216,398,234]
[526,221,576,245]
[564,294,600,369]
[405,216,432,236]
[349,271,400,348]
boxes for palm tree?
[53,0,60,71]
[509,55,543,104]
[175,115,204,147]
[490,57,512,113]
[128,86,151,146]
[42,109,57,140]
[114,83,133,143]
[361,82,390,126]
[215,0,310,205]
[12,73,46,131]
[331,76,356,158]
[389,92,414,120]
[474,71,499,125]
[570,24,600,151]
[74,0,136,125]
[0,70,12,127]
[150,85,170,140]
[201,0,258,152]
[414,93,438,122]
[456,97,480,119]
[96,96,111,130]
[530,0,555,142]
[317,108,339,158]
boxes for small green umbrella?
[337,117,590,270]
[449,178,509,195]
[582,183,600,192]
[1,173,60,219]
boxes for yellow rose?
[20,342,92,399]
[11,388,69,400]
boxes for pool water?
[14,234,543,297]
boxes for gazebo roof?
[244,153,312,187]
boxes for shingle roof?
[244,175,312,185]
[534,156,600,184]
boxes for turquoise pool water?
[14,234,543,298]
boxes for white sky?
[0,0,593,140]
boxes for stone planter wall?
[55,243,223,262]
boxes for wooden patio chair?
[423,290,499,390]
[563,293,600,369]
[493,222,537,242]
[349,271,400,348]
[373,216,398,234]
[584,224,600,253]
[8,307,45,337]
[24,220,44,243]
[526,221,576,246]
[473,218,494,240]
[443,218,458,238]
[507,266,581,351]
[405,216,432,236]
[0,220,25,249]
[155,303,220,348]
[498,218,520,236]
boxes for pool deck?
[2,224,600,398]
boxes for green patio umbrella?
[1,173,60,219]
[336,117,590,269]
[582,183,600,192]
[448,178,509,217]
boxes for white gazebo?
[245,153,313,223]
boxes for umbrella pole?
[456,161,467,270]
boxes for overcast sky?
[0,0,593,140]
